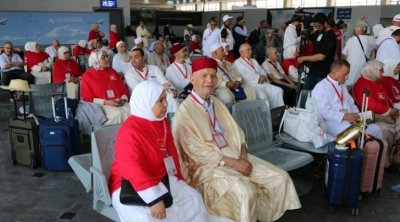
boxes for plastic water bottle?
[67,107,73,119]
[390,184,400,192]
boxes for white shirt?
[376,37,400,62]
[202,27,220,57]
[342,35,375,86]
[165,62,192,92]
[147,52,170,74]
[283,24,300,50]
[262,59,286,80]
[312,75,382,139]
[0,53,23,72]
[112,53,131,74]
[125,65,169,94]
[233,25,248,37]
[45,46,58,59]
[376,25,400,46]
[219,26,235,51]
[232,57,267,85]
[136,26,151,47]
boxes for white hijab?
[130,80,165,121]
[58,46,70,60]
[25,41,37,52]
[88,49,107,70]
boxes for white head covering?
[360,59,384,82]
[130,80,165,121]
[25,42,37,52]
[210,42,223,53]
[372,24,384,39]
[283,45,297,59]
[116,40,125,48]
[78,40,87,48]
[134,37,143,45]
[110,24,117,33]
[383,58,400,79]
[88,49,107,70]
[58,46,70,59]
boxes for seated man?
[125,48,180,113]
[111,41,131,77]
[0,41,34,86]
[172,57,301,222]
[312,59,383,139]
[44,39,60,61]
[232,43,284,108]
[147,41,170,74]
[262,47,297,107]
[210,42,256,104]
[165,43,192,94]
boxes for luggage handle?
[51,93,68,120]
[359,88,369,149]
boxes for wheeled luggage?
[326,141,363,215]
[8,91,41,168]
[360,136,387,193]
[39,93,81,171]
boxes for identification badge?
[213,132,228,149]
[106,89,115,99]
[65,73,71,79]
[164,156,177,175]
[316,34,323,42]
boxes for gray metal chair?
[231,99,314,171]
[275,90,329,154]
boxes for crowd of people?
[1,12,400,221]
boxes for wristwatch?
[218,160,225,167]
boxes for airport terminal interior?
[2,0,400,221]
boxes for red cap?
[191,57,217,73]
[170,43,184,55]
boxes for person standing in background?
[109,24,121,52]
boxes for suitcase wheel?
[351,208,359,216]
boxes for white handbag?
[279,107,318,142]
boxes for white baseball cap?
[223,15,233,22]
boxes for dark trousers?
[304,74,325,90]
[271,80,297,107]
[1,69,34,85]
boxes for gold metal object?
[335,121,366,147]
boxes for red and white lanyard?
[242,58,255,71]
[326,78,343,105]
[190,93,217,130]
[158,54,165,65]
[159,120,169,156]
[135,67,149,80]
[174,62,188,79]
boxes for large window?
[255,0,284,8]
[226,1,247,10]
[203,2,220,11]
[335,0,380,6]
[291,0,327,7]
[177,4,196,11]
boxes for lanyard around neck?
[326,77,343,105]
[190,93,216,130]
[135,67,148,80]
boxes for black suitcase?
[8,91,41,168]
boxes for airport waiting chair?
[274,90,329,154]
[231,99,314,171]
[29,83,64,117]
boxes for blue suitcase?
[326,141,363,215]
[39,93,81,171]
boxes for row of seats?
[68,98,321,221]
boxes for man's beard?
[119,52,129,62]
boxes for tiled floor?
[1,89,399,222]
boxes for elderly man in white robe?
[111,41,131,77]
[172,57,301,222]
[312,59,383,139]
[147,41,170,74]
[232,43,284,108]
[210,42,256,104]
[165,43,192,94]
[125,48,180,113]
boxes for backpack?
[248,28,260,45]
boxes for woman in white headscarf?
[52,46,83,99]
[81,49,130,124]
[353,59,400,166]
[109,80,230,222]
[24,41,52,73]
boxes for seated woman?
[353,60,400,166]
[72,40,88,59]
[24,41,52,73]
[379,58,400,109]
[109,80,229,222]
[81,49,130,125]
[262,47,297,107]
[52,46,83,99]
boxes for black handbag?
[120,174,173,208]
[232,86,247,100]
